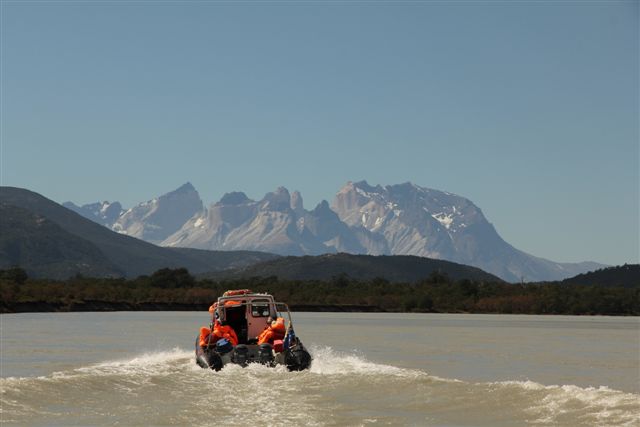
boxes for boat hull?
[195,337,311,371]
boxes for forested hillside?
[1,267,637,315]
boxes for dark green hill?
[0,187,278,279]
[0,203,123,278]
[205,252,504,283]
[562,264,640,287]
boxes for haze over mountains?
[64,181,603,282]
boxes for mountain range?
[63,181,603,282]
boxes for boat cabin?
[213,290,285,345]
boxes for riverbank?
[2,268,638,316]
[2,301,635,316]
[0,301,386,314]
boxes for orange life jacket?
[200,322,239,347]
[224,300,243,307]
[257,317,286,345]
[213,322,239,346]
[199,326,212,347]
[223,289,252,297]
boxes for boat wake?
[2,346,638,426]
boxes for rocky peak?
[163,182,200,201]
[311,200,334,217]
[218,192,251,206]
[290,190,304,215]
[175,182,196,193]
[63,200,123,227]
[353,180,383,193]
[261,187,291,212]
[112,183,203,243]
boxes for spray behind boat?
[195,289,312,371]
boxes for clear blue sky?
[1,1,638,265]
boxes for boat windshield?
[215,298,294,328]
[250,299,271,317]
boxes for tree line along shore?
[1,267,638,315]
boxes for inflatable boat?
[195,289,312,371]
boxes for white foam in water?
[0,345,457,389]
[307,345,464,388]
[3,346,638,426]
[2,348,194,385]
[83,347,192,374]
[308,345,426,379]
[485,379,640,426]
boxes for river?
[1,312,638,426]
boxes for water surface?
[1,312,638,426]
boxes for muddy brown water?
[1,312,638,426]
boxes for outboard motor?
[201,350,223,371]
[195,337,223,371]
[285,347,312,371]
[233,344,249,366]
[258,343,274,366]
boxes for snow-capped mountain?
[63,200,124,227]
[65,181,604,281]
[112,182,203,244]
[164,187,334,255]
[332,181,602,282]
[64,183,203,243]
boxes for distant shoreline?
[0,301,386,314]
[3,266,638,316]
[1,301,634,316]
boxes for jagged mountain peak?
[163,182,199,198]
[312,199,332,215]
[266,186,290,197]
[218,192,251,206]
[340,180,385,195]
[290,190,304,213]
[335,180,483,226]
[261,187,292,212]
[112,183,203,243]
[175,182,196,192]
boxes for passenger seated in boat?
[257,317,286,345]
[199,320,239,348]
[214,321,239,346]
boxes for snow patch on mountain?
[431,212,454,229]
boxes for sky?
[1,1,638,266]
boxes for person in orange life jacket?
[199,321,239,347]
[200,302,221,348]
[257,317,286,345]
[199,309,239,347]
[213,320,239,346]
